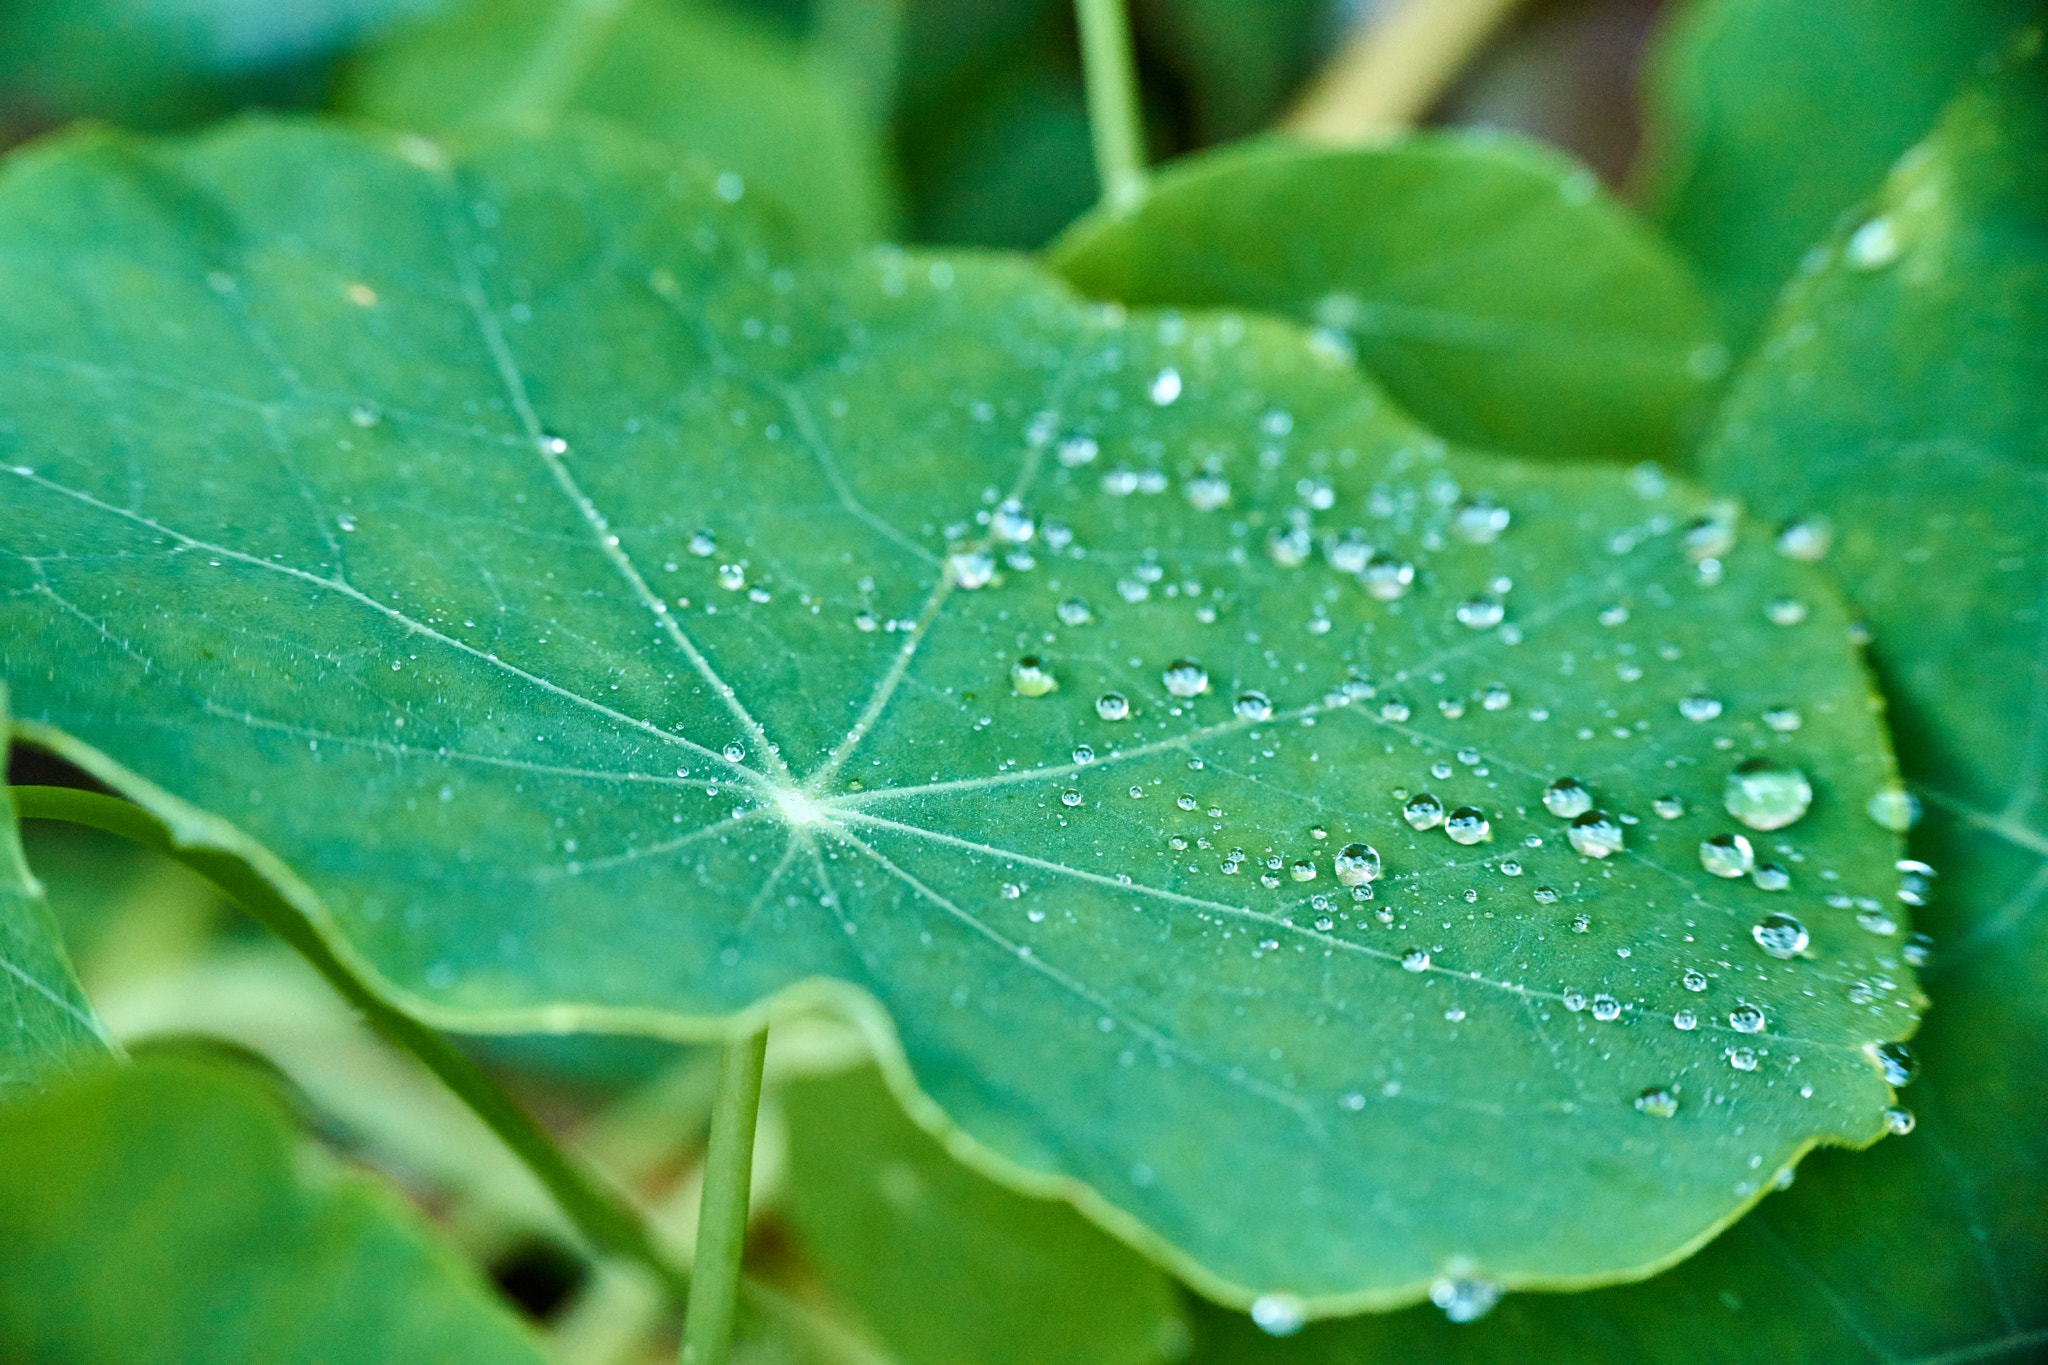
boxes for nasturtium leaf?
[784,1063,1184,1365]
[0,1054,547,1364]
[1177,38,2048,1360]
[0,116,1918,1309]
[1050,135,1724,467]
[0,0,434,136]
[1640,0,2038,348]
[1,688,113,1098]
[344,0,892,251]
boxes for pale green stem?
[678,1026,769,1365]
[1074,0,1147,213]
[8,784,688,1301]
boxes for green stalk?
[8,783,688,1301]
[678,1026,769,1365]
[1074,0,1147,213]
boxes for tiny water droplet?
[1682,969,1708,992]
[1673,1008,1698,1030]
[1072,744,1095,765]
[1533,886,1559,904]
[1652,795,1686,820]
[1234,690,1274,721]
[1096,692,1131,721]
[1752,862,1791,891]
[688,528,717,556]
[1057,435,1099,467]
[1679,694,1723,722]
[717,563,746,591]
[1874,1041,1917,1087]
[1061,789,1083,807]
[1635,1086,1679,1118]
[1847,216,1902,269]
[1482,684,1512,711]
[1775,516,1834,561]
[1728,1048,1760,1071]
[1290,859,1317,882]
[1249,1294,1305,1337]
[1591,993,1622,1022]
[1728,1003,1767,1033]
[1563,989,1588,1011]
[1867,787,1921,831]
[1751,913,1809,959]
[1882,1106,1915,1135]
[1149,367,1182,405]
[1401,948,1431,972]
[1162,659,1210,698]
[1451,499,1511,544]
[1361,553,1415,601]
[950,549,995,589]
[722,742,746,763]
[1430,1277,1500,1323]
[1902,933,1932,967]
[990,498,1035,543]
[1011,656,1057,696]
[1456,595,1505,630]
[1762,706,1803,733]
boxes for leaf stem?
[1285,0,1526,143]
[679,1031,770,1358]
[7,783,689,1301]
[1074,0,1147,213]
[679,1025,769,1365]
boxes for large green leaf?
[344,0,892,250]
[1641,0,2038,348]
[784,1063,1184,1365]
[0,1054,547,1363]
[0,0,433,136]
[1179,31,2048,1361]
[1,689,112,1097]
[1050,136,1723,467]
[0,116,1917,1309]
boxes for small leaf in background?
[344,0,893,251]
[0,117,1915,1306]
[0,1055,549,1364]
[1640,0,2039,349]
[1,692,113,1098]
[0,0,434,139]
[1175,29,2048,1361]
[1051,135,1723,466]
[784,1064,1184,1365]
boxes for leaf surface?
[1,689,111,1097]
[1050,135,1723,466]
[0,117,1916,1308]
[0,1054,548,1364]
[345,0,892,251]
[1641,0,2037,347]
[1179,33,2048,1361]
[785,1062,1183,1365]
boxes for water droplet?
[1597,603,1631,628]
[348,402,381,428]
[854,610,878,632]
[1684,511,1737,562]
[1902,933,1932,967]
[1061,789,1083,807]
[1057,435,1099,467]
[1430,1277,1501,1323]
[1072,745,1095,765]
[1380,698,1412,722]
[1679,694,1723,722]
[1567,811,1624,859]
[1401,948,1431,972]
[1011,656,1058,697]
[1858,906,1899,935]
[1482,684,1512,711]
[1570,913,1592,933]
[1542,777,1594,819]
[990,498,1035,543]
[1882,1105,1915,1135]
[1403,793,1445,830]
[1185,474,1231,511]
[1728,1048,1759,1071]
[1847,216,1902,269]
[1290,858,1318,882]
[1335,843,1382,886]
[1751,913,1809,959]
[1451,499,1511,544]
[717,563,746,591]
[1445,807,1492,845]
[1533,886,1560,904]
[723,742,746,763]
[1700,832,1756,878]
[1874,1041,1917,1087]
[1234,690,1274,721]
[1635,1086,1679,1118]
[1267,525,1312,567]
[1162,659,1210,698]
[1431,760,1454,780]
[688,528,717,557]
[1728,1003,1767,1033]
[1149,367,1183,405]
[1682,969,1708,992]
[1130,786,1146,800]
[1456,594,1505,630]
[1774,516,1834,561]
[1562,989,1587,1012]
[1766,598,1809,626]
[1752,862,1792,891]
[1249,1293,1305,1337]
[1762,706,1803,733]
[1652,795,1686,820]
[1000,882,1023,899]
[1724,759,1813,831]
[1096,692,1131,721]
[335,513,358,533]
[1591,993,1622,1022]
[1361,554,1415,601]
[1867,787,1921,831]
[950,550,995,590]
[1673,1008,1698,1030]
[1500,860,1523,877]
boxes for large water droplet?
[1163,659,1211,698]
[1445,807,1492,845]
[1673,1008,1698,1030]
[1700,832,1756,878]
[1234,690,1274,721]
[723,742,746,762]
[1404,793,1446,831]
[1882,1105,1915,1135]
[1682,969,1708,992]
[1542,777,1593,819]
[1751,913,1809,959]
[1401,947,1431,972]
[1728,1003,1767,1033]
[1096,692,1131,721]
[1567,811,1624,859]
[1590,993,1622,1022]
[1011,656,1057,697]
[1724,759,1813,830]
[1874,1041,1917,1087]
[1335,843,1382,886]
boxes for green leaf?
[784,1063,1184,1365]
[0,0,432,134]
[1,690,112,1098]
[0,116,1916,1308]
[0,1054,548,1363]
[1177,32,2048,1360]
[344,0,893,251]
[1641,0,2038,348]
[1050,136,1724,467]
